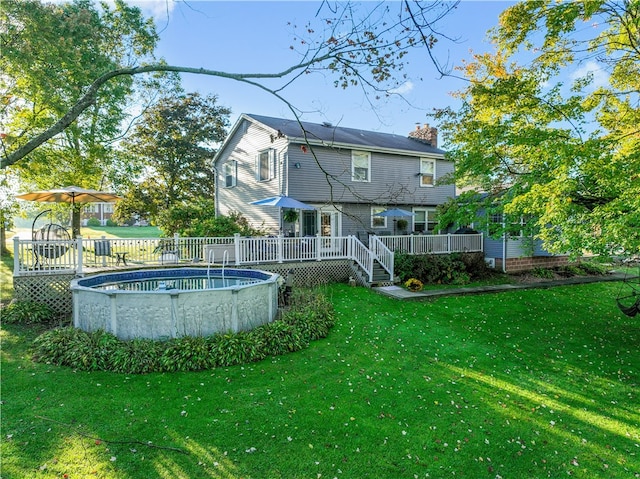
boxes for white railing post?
[480,232,484,252]
[277,234,284,263]
[76,235,83,276]
[316,235,321,261]
[101,236,108,267]
[234,233,241,265]
[13,236,20,276]
[447,234,451,253]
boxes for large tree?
[0,1,458,170]
[0,0,164,235]
[435,0,640,257]
[113,92,230,232]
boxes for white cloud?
[388,81,414,95]
[570,60,609,89]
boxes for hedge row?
[30,289,334,374]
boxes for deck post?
[277,234,284,263]
[234,234,241,265]
[13,236,20,276]
[76,236,83,276]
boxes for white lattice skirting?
[13,260,365,317]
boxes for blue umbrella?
[376,208,415,234]
[376,208,415,217]
[250,195,316,210]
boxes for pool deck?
[373,273,629,300]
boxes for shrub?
[281,289,335,341]
[576,261,609,275]
[404,278,423,292]
[32,327,92,367]
[531,267,555,279]
[208,331,258,367]
[259,321,306,356]
[31,288,335,373]
[110,339,164,374]
[161,336,216,372]
[86,217,101,227]
[457,252,495,280]
[3,301,54,324]
[105,218,118,227]
[394,253,470,285]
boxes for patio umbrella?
[376,208,416,234]
[250,195,315,234]
[17,185,121,238]
[250,195,315,210]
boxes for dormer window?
[352,151,371,182]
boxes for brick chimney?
[408,123,438,148]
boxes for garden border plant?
[30,288,335,374]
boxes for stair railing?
[369,235,394,280]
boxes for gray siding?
[216,119,288,233]
[484,235,553,260]
[286,144,454,206]
[484,236,504,259]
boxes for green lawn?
[2,282,638,478]
[8,225,161,240]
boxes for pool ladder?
[207,249,229,287]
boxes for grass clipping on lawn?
[1,281,638,479]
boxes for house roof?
[241,113,446,157]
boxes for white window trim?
[352,150,371,183]
[413,207,438,233]
[419,158,436,187]
[256,149,276,182]
[371,206,387,229]
[224,160,237,188]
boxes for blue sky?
[136,1,514,137]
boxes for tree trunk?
[0,224,8,256]
[72,204,81,238]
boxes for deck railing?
[376,233,483,255]
[13,232,483,281]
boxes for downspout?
[283,150,288,196]
[502,216,507,273]
[212,165,218,216]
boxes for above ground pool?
[71,268,280,340]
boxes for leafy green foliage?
[1,0,162,235]
[86,217,101,227]
[395,252,495,286]
[114,92,231,233]
[435,1,640,257]
[4,283,637,478]
[157,199,265,238]
[160,336,217,372]
[31,289,335,373]
[2,301,54,324]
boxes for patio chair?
[95,240,129,266]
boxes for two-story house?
[214,114,455,240]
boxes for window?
[507,215,530,238]
[224,161,237,188]
[420,158,436,187]
[413,208,438,233]
[352,151,371,182]
[371,207,387,229]
[488,213,503,236]
[256,149,275,181]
